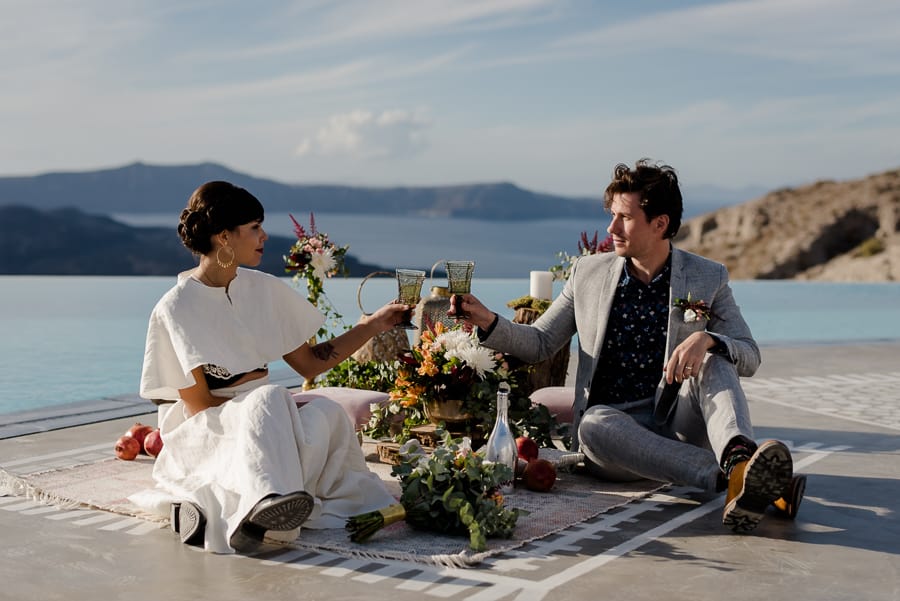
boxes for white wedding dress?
[129,268,395,553]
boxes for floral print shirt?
[588,255,671,408]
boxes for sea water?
[113,212,601,278]
[1,275,899,416]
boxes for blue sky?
[3,0,899,199]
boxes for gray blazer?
[483,247,760,445]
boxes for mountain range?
[2,161,895,280]
[0,204,383,276]
[0,161,759,220]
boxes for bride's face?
[227,219,268,267]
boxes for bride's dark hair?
[178,181,264,254]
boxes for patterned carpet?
[3,448,663,567]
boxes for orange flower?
[417,359,439,377]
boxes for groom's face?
[606,192,666,259]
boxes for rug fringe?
[289,538,483,568]
[1,465,167,524]
[0,466,82,510]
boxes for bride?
[130,180,407,553]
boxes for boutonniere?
[673,292,720,323]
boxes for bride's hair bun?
[176,181,264,255]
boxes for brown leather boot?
[723,440,793,533]
[772,474,807,519]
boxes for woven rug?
[1,448,663,567]
[0,456,168,522]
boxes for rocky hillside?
[675,168,900,281]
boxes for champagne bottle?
[483,381,517,495]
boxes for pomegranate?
[143,429,164,457]
[522,458,557,492]
[115,435,141,460]
[515,436,539,462]
[125,422,154,454]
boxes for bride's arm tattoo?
[311,341,338,361]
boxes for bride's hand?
[367,301,414,331]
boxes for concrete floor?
[1,342,898,601]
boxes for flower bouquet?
[364,321,559,446]
[284,212,349,339]
[346,434,519,552]
[549,230,614,281]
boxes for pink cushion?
[292,387,390,429]
[529,386,575,424]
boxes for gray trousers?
[577,355,754,492]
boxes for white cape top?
[140,268,324,400]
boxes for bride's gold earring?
[216,245,235,268]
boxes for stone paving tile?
[0,381,873,601]
[743,371,900,431]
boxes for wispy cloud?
[555,0,900,76]
[136,43,470,113]
[0,2,152,81]
[295,108,431,159]
[1,0,897,192]
[276,0,553,52]
[181,0,556,64]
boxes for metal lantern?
[412,284,455,345]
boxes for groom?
[452,159,797,533]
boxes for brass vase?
[422,398,473,427]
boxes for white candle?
[530,271,553,300]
